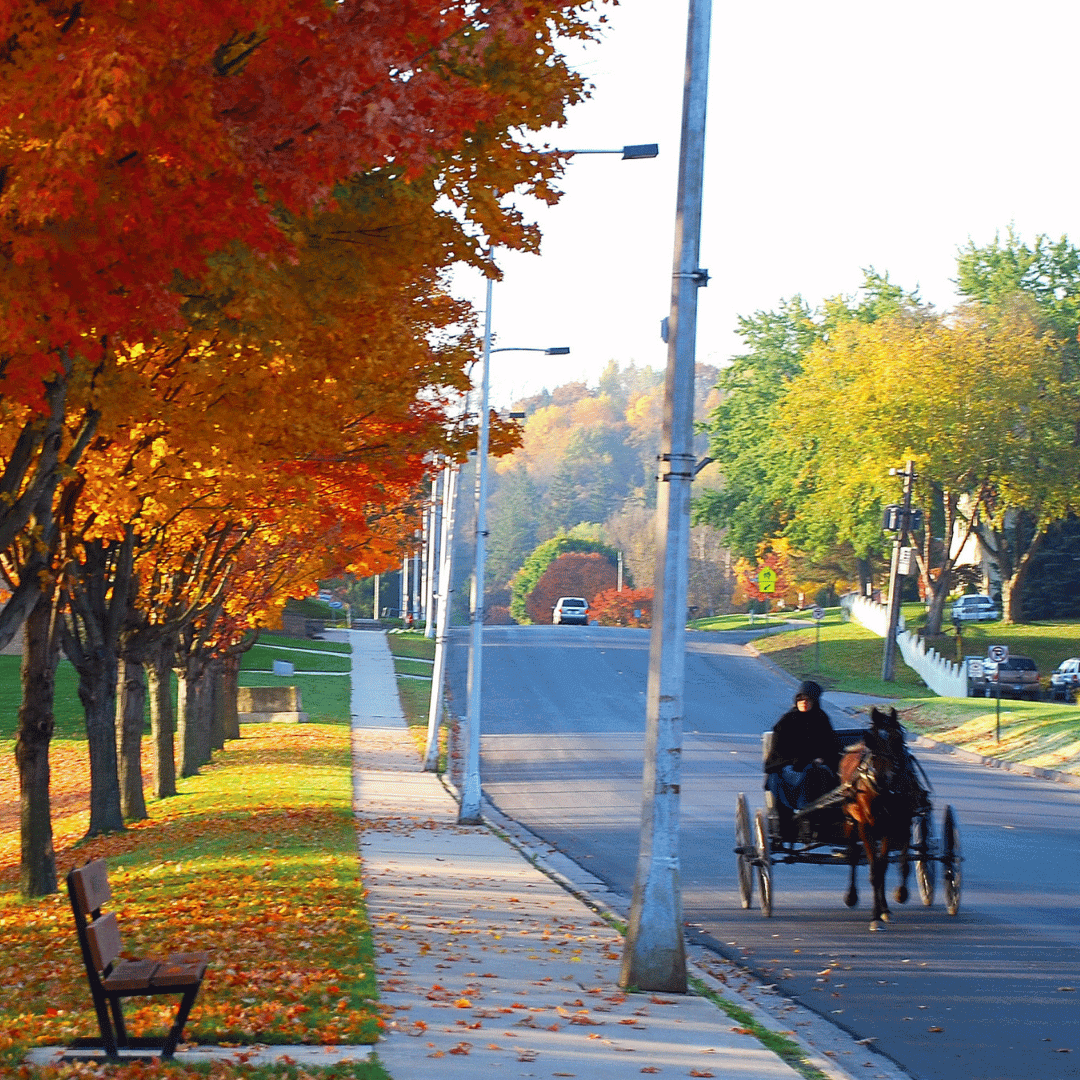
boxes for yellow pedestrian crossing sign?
[758,568,777,593]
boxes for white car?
[552,597,589,625]
[1050,658,1080,701]
[950,595,1000,622]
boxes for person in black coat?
[764,681,841,827]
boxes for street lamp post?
[457,142,657,826]
[457,304,569,823]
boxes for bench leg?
[161,986,200,1060]
[87,989,119,1058]
[107,994,130,1049]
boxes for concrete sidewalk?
[349,629,894,1080]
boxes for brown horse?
[840,707,920,930]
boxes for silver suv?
[950,595,1000,622]
[552,597,589,625]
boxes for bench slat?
[71,859,112,916]
[152,959,209,987]
[86,913,122,973]
[103,959,159,992]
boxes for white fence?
[841,593,967,698]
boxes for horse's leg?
[860,829,886,930]
[894,817,911,905]
[875,834,891,924]
[845,835,859,907]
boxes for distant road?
[447,624,1080,1080]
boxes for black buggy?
[734,725,963,918]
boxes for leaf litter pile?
[0,724,383,1075]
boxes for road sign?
[812,606,825,620]
[987,644,1009,663]
[897,546,915,576]
[758,567,777,593]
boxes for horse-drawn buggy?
[735,707,962,930]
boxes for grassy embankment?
[384,631,438,760]
[0,635,388,1080]
[692,605,1080,776]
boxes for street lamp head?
[621,143,659,159]
[545,346,570,355]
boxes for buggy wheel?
[754,807,773,917]
[735,793,753,909]
[913,811,935,907]
[943,805,962,915]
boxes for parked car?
[552,596,590,625]
[964,655,990,697]
[984,655,1040,700]
[1050,658,1080,702]
[950,595,1001,622]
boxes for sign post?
[812,605,825,669]
[758,567,776,629]
[988,644,1008,742]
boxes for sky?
[452,0,1080,407]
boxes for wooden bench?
[66,859,210,1060]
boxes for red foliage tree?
[524,552,617,624]
[590,587,653,628]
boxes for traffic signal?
[882,504,901,531]
[909,507,924,533]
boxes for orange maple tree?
[590,587,654,628]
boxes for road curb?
[909,733,1080,786]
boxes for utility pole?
[882,459,916,681]
[424,476,440,638]
[620,0,711,994]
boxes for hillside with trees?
[461,361,734,622]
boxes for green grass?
[0,655,88,740]
[384,631,436,659]
[752,614,930,697]
[256,633,351,653]
[243,644,351,674]
[690,607,841,633]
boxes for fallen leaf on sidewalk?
[427,1051,444,1058]
[517,1049,539,1062]
[487,1044,502,1050]
[928,1027,944,1033]
[689,1071,715,1077]
[641,1068,661,1074]
[730,1027,754,1035]
[454,997,473,1008]
[448,1042,472,1055]
[651,996,675,1005]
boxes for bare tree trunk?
[857,558,872,596]
[221,657,240,740]
[196,665,214,765]
[145,649,177,797]
[176,657,202,778]
[116,657,148,821]
[16,595,60,898]
[209,661,226,752]
[74,651,124,836]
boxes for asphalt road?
[446,624,1080,1080]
